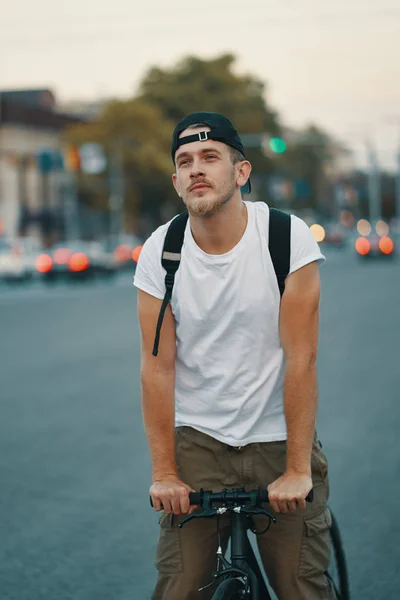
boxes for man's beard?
[184,176,236,218]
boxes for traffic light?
[269,137,287,154]
[65,146,81,172]
[36,149,55,173]
[36,148,64,173]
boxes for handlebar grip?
[189,491,201,505]
[149,491,201,509]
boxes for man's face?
[172,126,243,218]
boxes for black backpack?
[152,207,291,356]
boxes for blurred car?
[105,234,144,271]
[354,220,395,259]
[0,236,43,282]
[82,241,119,277]
[355,234,395,259]
[36,240,119,282]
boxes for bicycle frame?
[224,510,271,600]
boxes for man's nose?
[190,159,205,177]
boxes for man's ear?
[237,160,252,189]
[172,173,181,197]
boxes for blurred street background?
[1,0,400,598]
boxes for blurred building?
[57,97,110,121]
[0,89,83,241]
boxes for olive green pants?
[152,426,337,600]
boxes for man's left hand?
[267,472,312,513]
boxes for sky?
[2,0,400,169]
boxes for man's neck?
[189,198,248,255]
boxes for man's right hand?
[150,476,197,515]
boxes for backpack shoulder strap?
[268,208,291,297]
[152,211,189,356]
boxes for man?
[134,112,336,599]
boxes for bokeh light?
[355,237,371,256]
[36,254,53,273]
[376,220,389,237]
[269,137,287,154]
[310,224,326,243]
[379,236,394,255]
[114,244,132,262]
[132,246,143,263]
[69,253,90,272]
[357,219,372,236]
[53,248,71,265]
[340,210,355,227]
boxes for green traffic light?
[269,137,287,154]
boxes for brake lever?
[178,508,218,529]
[239,506,277,523]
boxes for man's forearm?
[283,361,318,475]
[141,368,177,481]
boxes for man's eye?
[179,159,189,166]
[205,155,217,160]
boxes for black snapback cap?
[171,111,251,194]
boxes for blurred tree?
[139,53,281,174]
[65,99,176,235]
[65,54,339,231]
[139,53,279,132]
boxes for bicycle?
[151,487,350,599]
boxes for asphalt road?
[1,250,399,599]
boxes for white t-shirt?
[134,201,325,446]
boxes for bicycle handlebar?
[150,487,314,508]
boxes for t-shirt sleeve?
[133,229,166,300]
[289,215,326,275]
